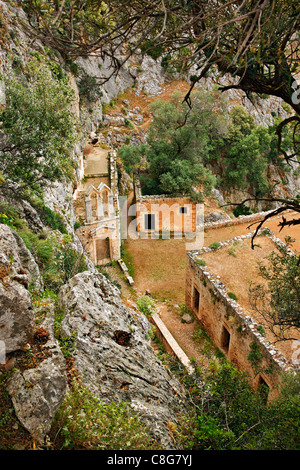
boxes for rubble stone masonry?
[185,229,297,398]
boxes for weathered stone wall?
[185,230,295,398]
[204,208,276,230]
[78,220,120,265]
[135,196,197,234]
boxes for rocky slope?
[0,220,186,448]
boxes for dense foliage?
[136,294,156,318]
[0,59,79,192]
[52,380,160,450]
[119,89,287,200]
[173,359,300,450]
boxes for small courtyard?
[75,83,300,373]
[102,207,300,369]
[123,208,300,303]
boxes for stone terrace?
[185,229,300,397]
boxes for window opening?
[145,214,155,230]
[193,286,200,311]
[221,325,231,353]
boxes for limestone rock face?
[58,271,186,448]
[0,281,33,354]
[0,224,42,289]
[7,303,68,444]
[0,224,42,353]
[135,56,165,96]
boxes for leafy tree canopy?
[176,358,300,450]
[119,89,289,200]
[0,58,80,192]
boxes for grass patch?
[121,241,135,278]
[136,295,156,317]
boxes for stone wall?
[150,313,194,375]
[133,177,197,235]
[135,196,197,234]
[185,229,296,398]
[78,218,120,266]
[204,208,276,230]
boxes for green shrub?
[52,381,159,450]
[140,40,164,60]
[17,229,40,252]
[195,258,206,266]
[233,204,252,217]
[78,74,102,102]
[61,248,87,284]
[136,295,156,317]
[124,118,135,129]
[0,213,16,229]
[228,292,238,301]
[256,325,265,336]
[177,412,235,450]
[38,205,67,234]
[175,359,300,450]
[0,202,28,230]
[0,59,79,190]
[36,239,54,264]
[209,242,221,250]
[18,228,86,293]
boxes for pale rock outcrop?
[7,303,68,444]
[0,224,42,353]
[135,56,166,96]
[58,271,186,449]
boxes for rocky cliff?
[0,220,186,448]
[58,271,185,448]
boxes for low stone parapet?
[185,228,298,398]
[150,313,194,375]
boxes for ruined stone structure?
[76,149,121,266]
[83,182,120,265]
[185,229,299,399]
[133,174,198,237]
